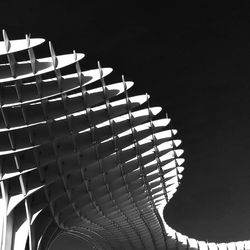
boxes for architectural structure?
[0,31,248,250]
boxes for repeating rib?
[0,30,186,250]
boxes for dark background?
[2,0,250,243]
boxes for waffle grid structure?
[0,30,185,250]
[1,31,246,250]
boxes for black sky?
[2,0,250,244]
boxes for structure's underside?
[0,31,249,250]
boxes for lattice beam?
[0,30,187,250]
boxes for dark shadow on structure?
[49,233,93,250]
